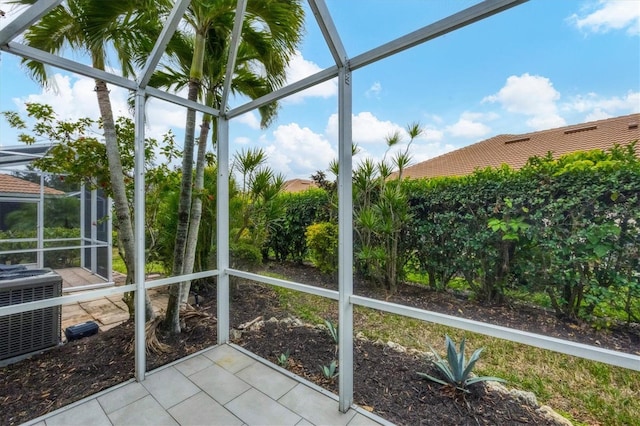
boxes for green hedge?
[405,144,640,322]
[279,143,639,324]
[263,188,330,263]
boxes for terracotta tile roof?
[402,113,640,179]
[283,178,317,193]
[0,174,65,196]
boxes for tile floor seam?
[221,384,254,407]
[224,387,303,426]
[139,382,183,412]
[228,380,312,425]
[96,382,150,415]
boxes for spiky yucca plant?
[418,335,505,393]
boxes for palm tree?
[16,0,166,319]
[159,0,304,333]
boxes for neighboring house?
[0,173,65,231]
[0,173,64,197]
[283,178,317,193]
[402,113,640,179]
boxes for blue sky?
[1,0,639,180]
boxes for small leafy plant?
[418,335,505,393]
[276,350,290,368]
[319,360,339,379]
[324,318,339,356]
[324,319,338,344]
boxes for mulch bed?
[1,261,638,425]
[239,320,562,425]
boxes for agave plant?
[319,360,339,379]
[417,335,505,393]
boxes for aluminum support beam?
[146,86,220,117]
[138,0,191,88]
[227,66,338,119]
[220,0,247,113]
[90,189,97,274]
[308,0,347,67]
[145,270,219,290]
[337,66,354,413]
[134,90,147,381]
[37,173,44,268]
[350,0,528,71]
[0,0,61,46]
[351,295,640,372]
[2,42,137,90]
[107,196,113,283]
[217,117,230,344]
[80,184,86,269]
[228,269,339,300]
[0,284,137,317]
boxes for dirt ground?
[1,261,638,425]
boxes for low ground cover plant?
[418,335,505,393]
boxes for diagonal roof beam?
[308,0,347,68]
[146,86,220,117]
[350,0,528,71]
[0,0,61,46]
[138,0,192,89]
[226,65,338,119]
[2,42,137,90]
[230,0,526,120]
[219,0,248,115]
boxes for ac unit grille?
[0,273,62,361]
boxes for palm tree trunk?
[164,28,208,333]
[94,79,154,320]
[179,113,212,305]
[164,79,200,333]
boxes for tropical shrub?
[263,188,330,263]
[305,222,338,274]
[405,143,639,322]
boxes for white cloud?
[563,90,640,115]
[444,111,497,139]
[263,123,336,178]
[234,136,252,145]
[145,98,187,139]
[365,82,382,98]
[584,108,613,122]
[410,141,457,164]
[324,112,455,171]
[325,111,404,145]
[282,52,338,104]
[419,126,445,142]
[17,74,104,120]
[235,111,261,129]
[446,118,491,139]
[568,0,640,36]
[483,73,566,130]
[14,72,187,148]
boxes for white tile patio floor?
[21,344,391,426]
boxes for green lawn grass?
[112,249,166,275]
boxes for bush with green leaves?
[418,335,505,393]
[405,143,640,323]
[263,188,330,263]
[305,222,339,274]
[0,227,82,268]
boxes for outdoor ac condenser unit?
[0,268,62,363]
